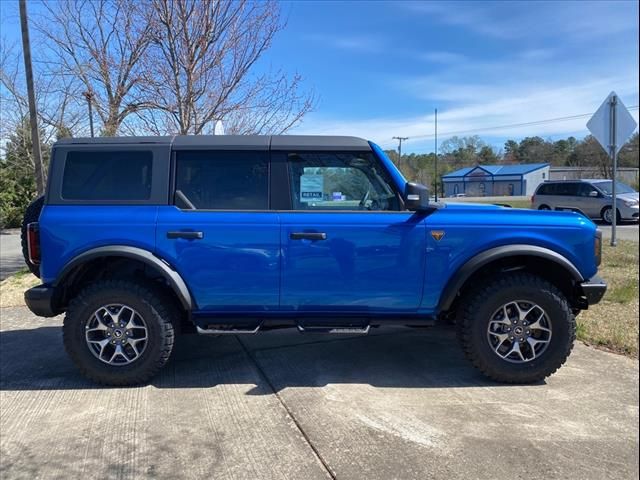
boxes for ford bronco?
[22,135,606,385]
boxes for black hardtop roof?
[54,135,371,151]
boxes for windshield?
[593,181,637,195]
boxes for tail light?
[27,222,40,265]
[531,195,535,205]
[594,230,602,267]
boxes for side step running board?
[196,324,261,335]
[297,325,370,334]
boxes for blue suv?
[22,135,606,385]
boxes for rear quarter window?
[537,183,555,195]
[61,151,153,200]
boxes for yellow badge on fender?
[431,230,445,241]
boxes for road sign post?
[610,95,617,246]
[587,92,638,247]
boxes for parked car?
[22,135,605,386]
[532,179,639,224]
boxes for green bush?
[0,121,49,229]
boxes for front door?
[156,149,280,312]
[277,150,426,313]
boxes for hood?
[615,192,639,202]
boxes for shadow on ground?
[0,325,523,392]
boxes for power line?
[392,136,408,161]
[380,105,640,146]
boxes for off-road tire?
[20,195,44,277]
[457,272,575,383]
[63,280,175,386]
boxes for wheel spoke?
[528,313,551,333]
[86,338,110,359]
[86,313,109,333]
[515,302,538,321]
[491,304,513,326]
[123,310,141,330]
[489,332,509,351]
[509,341,526,361]
[109,345,129,364]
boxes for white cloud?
[293,75,639,152]
[420,51,468,63]
[303,33,383,53]
[404,1,638,41]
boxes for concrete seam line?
[235,336,337,480]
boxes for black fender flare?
[437,244,584,313]
[53,246,193,310]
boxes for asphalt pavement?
[0,230,23,281]
[597,222,639,242]
[0,307,638,480]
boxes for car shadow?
[0,325,541,392]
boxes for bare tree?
[142,0,313,135]
[1,39,83,143]
[36,0,153,136]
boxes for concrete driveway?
[0,307,637,480]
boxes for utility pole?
[84,91,95,137]
[19,0,45,195]
[392,136,408,165]
[434,108,438,202]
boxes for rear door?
[155,147,280,312]
[275,150,426,314]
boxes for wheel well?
[54,256,190,330]
[447,255,580,317]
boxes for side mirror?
[404,182,430,211]
[589,190,599,197]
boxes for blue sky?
[268,0,639,152]
[1,0,638,153]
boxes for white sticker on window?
[300,174,324,202]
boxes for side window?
[560,183,580,196]
[62,150,152,200]
[577,183,593,197]
[174,150,268,210]
[286,151,400,211]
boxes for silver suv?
[532,180,639,224]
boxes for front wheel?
[601,206,620,225]
[63,280,175,386]
[457,272,575,383]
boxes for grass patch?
[497,199,532,209]
[577,240,639,357]
[445,198,533,209]
[0,270,39,308]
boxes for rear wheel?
[457,272,575,383]
[63,280,175,385]
[538,205,551,211]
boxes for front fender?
[436,244,584,312]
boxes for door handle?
[167,231,204,240]
[290,232,327,241]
